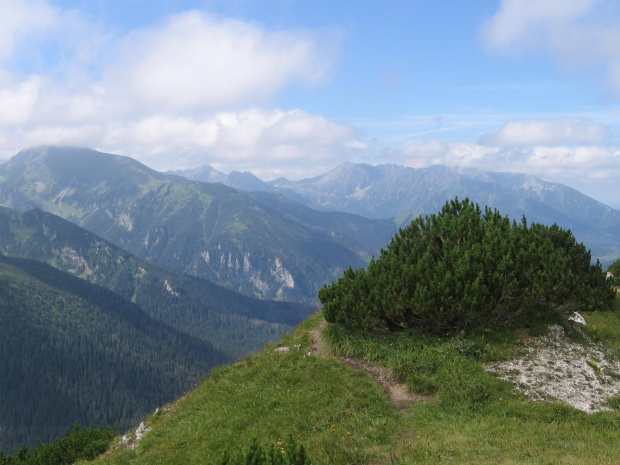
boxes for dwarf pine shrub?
[320,198,615,334]
[608,258,620,286]
[0,422,116,465]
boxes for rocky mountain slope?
[0,147,394,302]
[0,206,314,358]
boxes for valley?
[0,255,226,454]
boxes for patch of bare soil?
[308,320,428,413]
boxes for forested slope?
[0,255,228,454]
[0,206,315,357]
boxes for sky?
[1,0,620,208]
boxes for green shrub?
[608,258,620,285]
[320,198,614,334]
[0,422,116,465]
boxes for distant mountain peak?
[8,145,163,185]
[196,161,619,264]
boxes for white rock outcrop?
[486,324,620,413]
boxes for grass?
[90,298,620,464]
[91,313,400,465]
[582,297,620,353]
[322,300,620,464]
[390,404,620,464]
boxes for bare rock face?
[568,312,587,325]
[486,324,620,413]
[119,421,152,450]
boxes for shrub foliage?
[608,258,620,285]
[320,198,614,333]
[0,422,115,465]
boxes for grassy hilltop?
[82,200,620,464]
[87,297,620,464]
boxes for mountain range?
[1,145,619,454]
[171,161,620,265]
[0,147,396,302]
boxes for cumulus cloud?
[0,9,339,122]
[385,140,448,167]
[22,123,106,148]
[0,76,43,125]
[390,139,617,175]
[0,3,346,176]
[482,0,620,91]
[81,109,357,170]
[482,0,598,52]
[3,107,361,180]
[480,119,609,146]
[106,11,338,111]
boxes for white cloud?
[385,140,448,167]
[22,123,106,148]
[0,0,57,62]
[260,110,353,146]
[106,11,338,111]
[392,141,620,177]
[482,0,620,92]
[480,119,609,146]
[482,0,599,52]
[344,140,369,151]
[0,76,43,125]
[445,142,498,166]
[1,107,359,177]
[0,4,345,176]
[0,8,339,124]
[64,108,359,172]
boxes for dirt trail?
[308,320,427,413]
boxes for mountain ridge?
[0,146,384,302]
[171,160,620,264]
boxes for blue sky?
[1,0,620,207]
